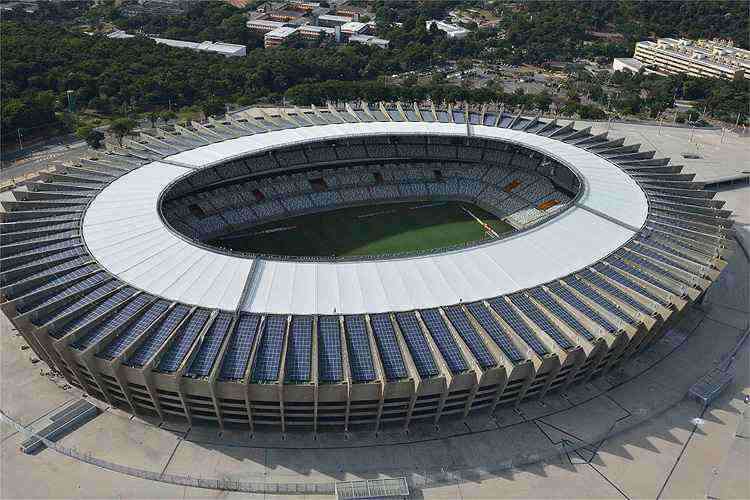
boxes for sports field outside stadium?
[212,201,515,257]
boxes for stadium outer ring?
[2,108,731,433]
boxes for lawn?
[211,201,514,257]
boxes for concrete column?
[207,315,242,430]
[413,310,453,427]
[311,316,319,436]
[387,313,422,432]
[106,361,140,415]
[139,306,198,423]
[481,301,538,407]
[242,315,267,434]
[338,315,353,434]
[436,308,483,420]
[277,315,292,435]
[363,314,386,434]
[175,313,219,427]
[79,350,119,406]
[110,303,180,420]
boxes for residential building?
[298,24,336,41]
[254,1,287,13]
[633,38,749,80]
[119,0,196,18]
[264,9,307,22]
[246,19,285,34]
[151,37,247,56]
[107,30,136,39]
[318,14,354,27]
[335,5,373,21]
[288,0,321,12]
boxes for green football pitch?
[212,201,515,257]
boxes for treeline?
[112,2,263,49]
[1,92,66,145]
[0,20,379,143]
[285,80,555,110]
[607,71,748,123]
[2,1,749,146]
[0,16,490,136]
[286,71,748,124]
[494,0,748,64]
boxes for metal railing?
[0,410,334,495]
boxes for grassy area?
[212,201,515,257]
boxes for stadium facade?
[0,103,732,433]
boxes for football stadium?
[0,102,733,434]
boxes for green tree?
[430,72,446,85]
[532,91,553,112]
[76,125,105,149]
[160,110,177,123]
[109,117,136,146]
[148,111,160,128]
[201,98,226,120]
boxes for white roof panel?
[355,262,391,313]
[82,122,646,315]
[337,263,365,314]
[373,260,413,311]
[82,161,253,309]
[290,263,317,314]
[265,260,296,313]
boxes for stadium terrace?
[0,102,732,434]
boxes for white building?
[298,24,336,41]
[633,38,749,80]
[264,26,299,48]
[612,57,645,74]
[107,30,136,39]
[348,34,389,49]
[151,37,246,57]
[107,31,246,56]
[246,19,285,34]
[426,20,470,40]
[318,14,353,27]
[340,21,370,37]
[194,41,247,57]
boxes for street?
[0,138,91,182]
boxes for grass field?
[212,201,515,257]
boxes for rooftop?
[266,26,299,39]
[426,19,470,35]
[637,38,750,72]
[82,121,646,315]
[319,14,354,23]
[106,31,245,55]
[246,19,285,27]
[340,21,368,33]
[151,38,246,55]
[299,25,336,34]
[349,34,389,47]
[106,30,135,39]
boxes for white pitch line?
[461,206,500,238]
